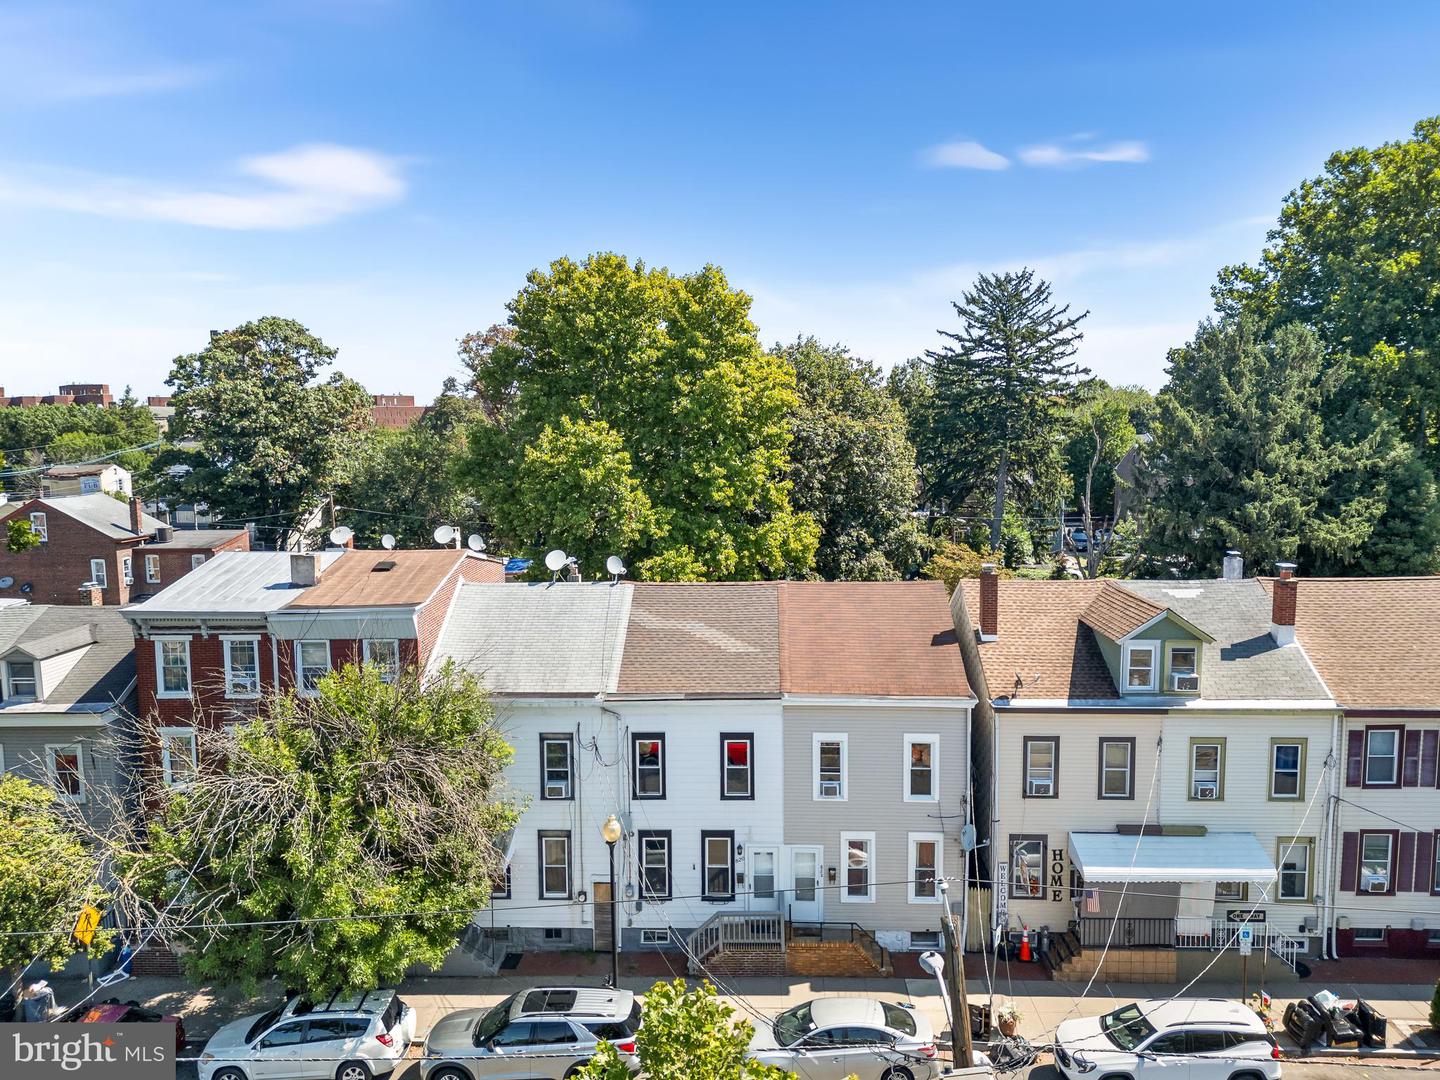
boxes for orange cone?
[1019,924,1032,962]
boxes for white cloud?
[920,139,1011,171]
[1018,139,1149,167]
[0,144,409,230]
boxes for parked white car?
[1055,999,1281,1080]
[749,997,939,1080]
[199,988,415,1080]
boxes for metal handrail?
[686,912,785,967]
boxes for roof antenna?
[605,555,627,585]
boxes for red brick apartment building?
[0,494,249,606]
[121,546,504,785]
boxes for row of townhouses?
[0,543,1435,980]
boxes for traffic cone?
[1019,924,1032,962]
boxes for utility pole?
[938,879,974,1069]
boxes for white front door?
[749,847,780,911]
[787,846,823,924]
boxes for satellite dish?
[433,525,456,546]
[380,534,396,551]
[467,533,485,553]
[960,823,977,852]
[544,549,568,573]
[0,576,11,589]
[606,555,627,578]
[328,525,353,546]
[19,583,32,594]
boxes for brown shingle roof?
[1078,581,1167,640]
[957,578,1118,701]
[616,584,781,696]
[778,581,971,698]
[1261,576,1440,709]
[287,549,473,608]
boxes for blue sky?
[3,1,1440,399]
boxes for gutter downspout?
[1322,709,1342,959]
[991,700,1001,944]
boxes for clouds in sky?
[921,135,1149,170]
[0,144,409,229]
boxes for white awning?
[1069,831,1276,885]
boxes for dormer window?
[4,659,37,700]
[1167,645,1199,692]
[1124,642,1157,691]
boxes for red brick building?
[0,494,249,606]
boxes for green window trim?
[1162,640,1202,695]
[1275,836,1314,903]
[1267,738,1307,801]
[1187,736,1226,801]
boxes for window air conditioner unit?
[1171,673,1199,692]
[1195,783,1218,799]
[1365,875,1389,893]
[123,574,134,585]
[1029,781,1053,796]
[544,783,568,799]
[820,780,842,798]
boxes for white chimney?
[290,552,322,588]
[1222,550,1243,581]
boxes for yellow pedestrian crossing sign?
[72,904,103,948]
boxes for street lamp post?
[602,814,623,989]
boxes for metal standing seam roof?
[0,605,136,709]
[122,550,347,616]
[1068,831,1277,884]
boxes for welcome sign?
[1,1024,173,1080]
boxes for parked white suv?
[199,988,416,1080]
[1055,999,1281,1080]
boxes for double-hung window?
[1278,837,1313,901]
[1189,739,1224,800]
[632,733,665,799]
[538,831,571,899]
[46,744,85,803]
[145,554,161,584]
[638,831,672,899]
[1363,728,1401,787]
[362,639,400,683]
[905,735,939,802]
[1010,835,1045,899]
[540,735,573,800]
[121,557,133,585]
[159,727,197,788]
[1358,832,1396,895]
[223,637,261,698]
[1124,642,1156,691]
[720,734,753,799]
[702,831,735,901]
[155,638,191,697]
[1167,645,1199,692]
[909,833,943,903]
[295,640,331,695]
[842,832,876,902]
[1270,740,1305,799]
[1098,738,1134,799]
[1023,736,1057,797]
[1215,881,1248,902]
[88,558,108,588]
[28,512,46,543]
[814,733,847,800]
[4,660,37,700]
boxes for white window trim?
[1278,838,1313,901]
[153,636,192,698]
[639,928,671,946]
[158,726,197,788]
[908,831,944,904]
[222,636,262,700]
[813,732,848,802]
[539,833,570,899]
[702,833,734,900]
[1359,833,1394,889]
[144,553,161,584]
[1123,640,1158,692]
[295,639,332,696]
[362,638,401,683]
[1270,740,1304,799]
[840,830,876,903]
[121,556,133,585]
[88,558,108,588]
[3,658,39,701]
[541,735,573,799]
[1025,737,1057,797]
[0,745,5,772]
[1364,729,1399,785]
[45,743,85,804]
[903,733,940,803]
[1100,738,1133,798]
[29,512,46,542]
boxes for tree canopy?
[0,392,159,496]
[155,317,372,543]
[777,336,922,580]
[461,254,817,580]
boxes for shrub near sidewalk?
[1430,977,1440,1032]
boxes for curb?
[1296,1047,1440,1061]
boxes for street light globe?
[918,950,945,977]
[601,814,623,844]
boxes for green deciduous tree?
[108,665,518,992]
[155,318,372,544]
[1061,383,1146,578]
[462,254,817,580]
[920,269,1088,550]
[776,336,922,580]
[6,519,40,553]
[575,980,795,1080]
[0,775,110,986]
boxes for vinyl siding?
[0,717,129,825]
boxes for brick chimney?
[978,563,999,641]
[1271,562,1297,645]
[128,496,145,535]
[78,582,103,606]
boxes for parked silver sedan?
[749,997,939,1080]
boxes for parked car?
[59,998,186,1053]
[421,986,641,1080]
[749,997,939,1080]
[1054,999,1281,1080]
[198,988,415,1080]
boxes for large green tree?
[1060,381,1149,577]
[1215,117,1440,460]
[776,336,922,580]
[462,254,817,580]
[155,318,372,544]
[0,391,159,496]
[920,269,1088,549]
[1136,318,1440,576]
[113,665,518,992]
